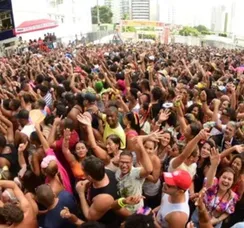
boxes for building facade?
[107,0,159,23]
[11,0,92,41]
[131,0,150,20]
[211,5,227,34]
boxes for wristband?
[174,101,181,107]
[118,198,126,208]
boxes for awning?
[15,19,58,35]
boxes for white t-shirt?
[131,103,140,114]
[115,167,145,212]
[141,121,151,135]
[21,124,35,138]
[210,113,226,136]
[168,158,197,178]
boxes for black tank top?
[89,169,120,228]
[0,144,20,177]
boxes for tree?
[179,26,200,37]
[194,25,209,33]
[91,6,113,24]
[122,13,129,20]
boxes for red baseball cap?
[163,170,192,190]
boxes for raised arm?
[171,129,209,170]
[77,114,110,165]
[132,137,153,178]
[230,86,237,110]
[205,148,220,189]
[212,99,222,131]
[35,123,49,152]
[0,181,31,213]
[48,117,61,148]
[0,112,14,144]
[200,90,213,117]
[220,145,244,160]
[62,128,76,164]
[174,98,188,135]
[17,142,28,169]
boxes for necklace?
[210,187,230,217]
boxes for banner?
[0,0,16,41]
[121,20,164,28]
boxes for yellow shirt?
[102,114,126,149]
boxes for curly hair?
[0,203,24,224]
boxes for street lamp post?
[97,0,100,30]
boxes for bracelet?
[201,100,207,103]
[118,198,126,208]
[174,101,181,107]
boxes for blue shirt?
[38,191,78,228]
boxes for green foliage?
[91,6,113,24]
[122,26,136,32]
[179,26,200,37]
[194,25,209,33]
[138,34,156,40]
[201,31,213,35]
[139,27,155,31]
[218,33,227,37]
[122,14,129,20]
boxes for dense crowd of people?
[17,33,57,54]
[0,42,243,228]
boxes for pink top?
[126,129,138,138]
[46,148,72,193]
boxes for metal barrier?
[58,30,115,44]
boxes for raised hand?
[18,141,28,153]
[235,144,244,154]
[210,147,220,167]
[77,114,92,126]
[147,129,164,143]
[200,90,207,102]
[63,128,71,141]
[197,129,210,141]
[158,109,171,122]
[53,116,62,126]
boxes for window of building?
[56,0,63,5]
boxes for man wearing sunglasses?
[154,170,192,228]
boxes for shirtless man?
[0,180,37,228]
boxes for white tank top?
[156,191,189,228]
[143,179,161,196]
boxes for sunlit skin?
[160,133,171,147]
[218,171,234,192]
[75,142,88,160]
[191,106,199,118]
[119,155,133,177]
[144,140,156,156]
[224,123,235,141]
[231,158,242,174]
[106,110,118,128]
[106,138,119,155]
[200,143,211,158]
